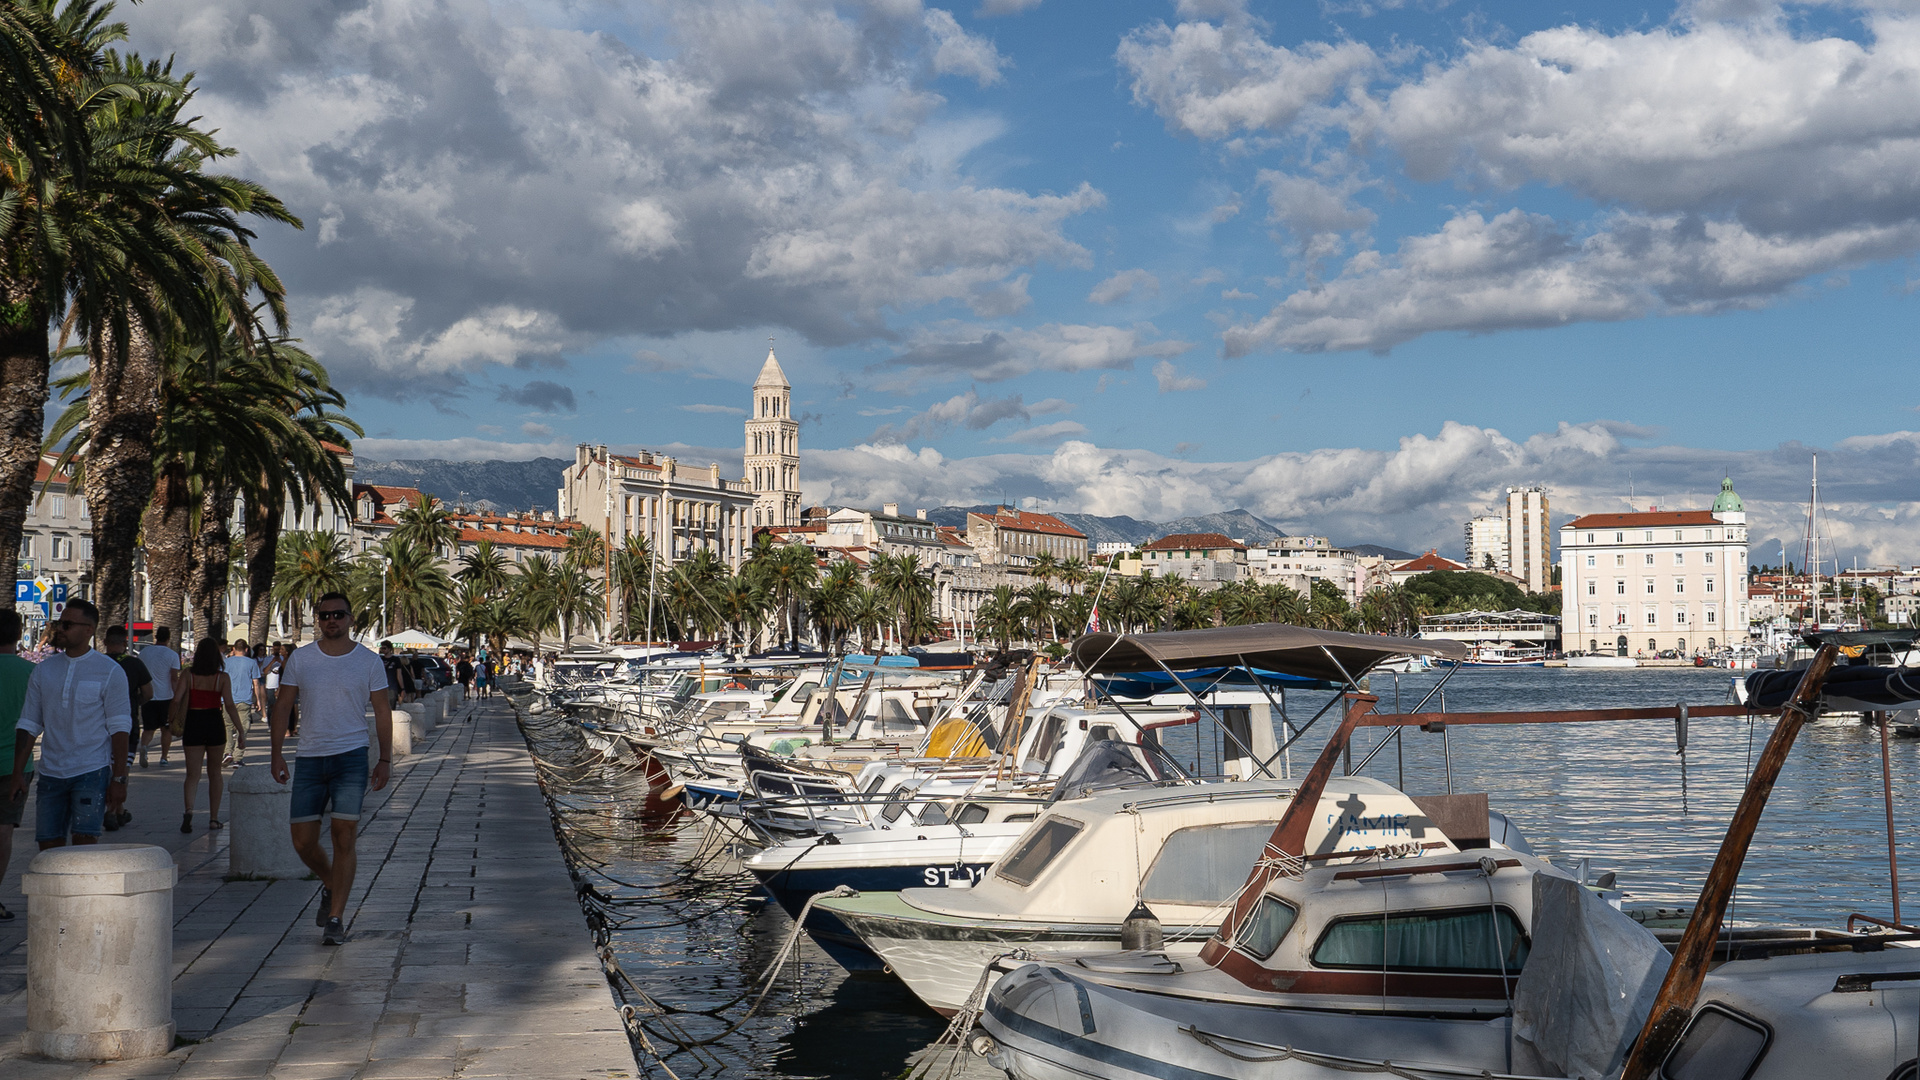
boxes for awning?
[1071,624,1467,683]
[1095,667,1341,699]
[1745,664,1920,709]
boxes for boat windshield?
[1235,896,1298,959]
[1141,823,1282,905]
[995,817,1084,886]
[1311,906,1529,974]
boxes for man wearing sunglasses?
[269,592,394,946]
[8,599,132,850]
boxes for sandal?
[180,812,193,833]
[208,819,223,830]
[0,902,13,920]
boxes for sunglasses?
[56,619,95,631]
[316,610,351,621]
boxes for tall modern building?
[1505,486,1550,593]
[1463,514,1507,573]
[745,348,801,528]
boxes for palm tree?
[1017,582,1061,642]
[609,535,654,639]
[713,574,768,649]
[659,562,719,641]
[353,535,453,636]
[393,493,459,559]
[456,538,514,598]
[754,541,817,648]
[849,585,889,653]
[809,560,860,654]
[550,560,604,649]
[1056,557,1089,595]
[515,554,561,643]
[1107,577,1149,634]
[869,552,933,650]
[1030,551,1059,588]
[269,529,351,641]
[976,585,1021,653]
[456,594,533,662]
[563,524,605,572]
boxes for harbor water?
[563,666,1920,1079]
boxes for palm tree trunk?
[142,466,195,643]
[0,288,49,612]
[245,489,281,646]
[191,481,235,642]
[85,319,163,629]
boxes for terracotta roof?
[608,453,663,472]
[969,507,1085,539]
[937,527,971,548]
[1565,510,1721,529]
[450,511,577,533]
[1142,532,1246,552]
[1393,551,1467,574]
[459,528,569,549]
[35,459,71,485]
[321,441,351,455]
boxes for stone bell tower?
[745,347,800,528]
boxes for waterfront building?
[1505,486,1551,593]
[1094,541,1137,557]
[1246,536,1360,601]
[965,507,1087,568]
[816,504,946,561]
[744,348,801,528]
[1558,478,1749,656]
[1463,514,1507,573]
[1387,550,1467,585]
[557,444,754,569]
[1140,532,1246,584]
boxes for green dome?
[1712,477,1743,513]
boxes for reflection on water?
[592,667,1920,1078]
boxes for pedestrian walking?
[100,625,151,831]
[0,609,33,919]
[455,652,473,700]
[8,599,131,852]
[138,625,181,767]
[262,642,284,715]
[223,638,265,765]
[270,591,394,946]
[171,638,244,833]
[474,656,491,699]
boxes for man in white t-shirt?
[223,639,264,766]
[270,592,394,946]
[137,627,181,767]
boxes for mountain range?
[351,458,1415,558]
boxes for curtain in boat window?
[1312,907,1529,973]
[1140,823,1281,904]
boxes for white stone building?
[1463,514,1507,574]
[1559,479,1750,657]
[744,349,801,529]
[558,445,755,570]
[1246,536,1361,601]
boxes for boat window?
[919,801,952,826]
[995,817,1085,886]
[1087,724,1119,743]
[881,697,919,732]
[1141,823,1280,905]
[862,774,888,795]
[1660,1005,1771,1080]
[879,787,914,823]
[1234,896,1298,959]
[1311,906,1529,974]
[1005,812,1038,823]
[954,804,991,825]
[1025,716,1068,766]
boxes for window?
[50,495,65,518]
[1645,580,1656,595]
[1645,553,1656,566]
[1674,530,1684,542]
[1704,552,1714,565]
[1616,581,1626,595]
[1616,554,1626,567]
[1586,582,1596,595]
[1311,907,1529,974]
[1674,552,1685,565]
[1660,1005,1771,1080]
[1236,896,1299,959]
[17,535,30,559]
[1649,638,1659,652]
[1615,532,1624,543]
[1676,609,1688,624]
[1675,579,1686,594]
[1586,555,1595,567]
[52,536,72,561]
[1588,613,1599,626]
[1141,823,1281,905]
[996,817,1085,886]
[1644,531,1654,541]
[1705,578,1716,594]
[1585,533,1595,544]
[1704,529,1716,541]
[1707,609,1717,624]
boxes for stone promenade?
[0,690,636,1080]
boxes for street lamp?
[380,554,391,640]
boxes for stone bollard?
[227,765,308,879]
[24,845,177,1059]
[394,704,419,758]
[414,692,437,735]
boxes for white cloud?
[520,421,554,438]
[924,9,1008,86]
[354,436,575,461]
[1116,4,1377,139]
[874,389,1049,442]
[881,321,1191,382]
[1153,360,1207,392]
[976,0,1042,14]
[992,420,1089,443]
[1088,268,1161,305]
[804,421,1920,564]
[1220,288,1256,300]
[122,0,1098,392]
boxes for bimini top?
[1070,624,1467,684]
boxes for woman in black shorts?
[170,638,246,832]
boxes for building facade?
[965,507,1087,568]
[745,349,801,529]
[1505,486,1550,593]
[1464,514,1507,573]
[557,445,755,570]
[1246,536,1360,601]
[1140,532,1247,584]
[1559,479,1749,656]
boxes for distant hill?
[354,457,569,513]
[926,505,1288,547]
[1348,543,1416,560]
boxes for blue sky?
[113,0,1920,560]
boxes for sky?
[108,0,1920,565]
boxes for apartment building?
[1559,479,1750,656]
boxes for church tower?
[745,347,800,528]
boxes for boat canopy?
[1071,624,1467,684]
[1745,664,1920,708]
[1094,666,1340,698]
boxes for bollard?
[227,765,308,878]
[414,692,437,735]
[394,704,419,758]
[24,845,176,1059]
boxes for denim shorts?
[290,749,370,823]
[36,765,109,843]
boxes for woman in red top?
[170,638,245,832]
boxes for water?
[560,667,1920,1079]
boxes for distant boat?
[1437,643,1546,667]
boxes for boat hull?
[754,863,998,972]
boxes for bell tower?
[745,346,800,528]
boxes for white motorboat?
[1564,653,1637,669]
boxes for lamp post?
[380,555,391,640]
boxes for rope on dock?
[508,690,850,1077]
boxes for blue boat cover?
[1095,666,1340,699]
